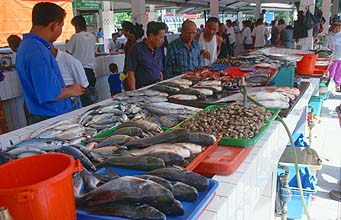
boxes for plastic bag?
[303,9,318,29]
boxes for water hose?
[239,86,311,220]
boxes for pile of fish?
[182,104,274,139]
[113,89,168,104]
[76,167,210,219]
[215,86,300,109]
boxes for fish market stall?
[0,71,320,220]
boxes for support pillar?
[131,0,147,32]
[210,0,219,18]
[332,0,339,18]
[255,0,261,19]
[237,11,243,28]
[322,0,332,33]
[101,1,115,52]
[149,5,157,22]
[297,0,315,50]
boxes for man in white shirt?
[50,45,89,109]
[225,20,236,57]
[241,20,253,50]
[252,18,269,49]
[108,32,122,53]
[66,15,97,106]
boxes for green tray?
[174,104,280,147]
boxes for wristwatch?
[336,105,341,114]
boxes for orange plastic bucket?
[0,153,82,220]
[296,54,318,75]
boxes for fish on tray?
[97,156,166,171]
[168,94,198,101]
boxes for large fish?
[7,146,47,156]
[82,176,175,207]
[143,151,186,166]
[112,127,144,137]
[172,181,199,201]
[97,156,165,171]
[117,121,162,133]
[168,94,198,101]
[187,132,217,146]
[129,143,192,158]
[97,135,134,148]
[80,168,101,193]
[146,167,209,192]
[58,145,96,171]
[12,138,66,150]
[83,203,166,220]
[29,119,73,138]
[150,84,180,95]
[152,199,184,216]
[135,174,173,192]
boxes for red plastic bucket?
[0,153,82,220]
[296,54,318,75]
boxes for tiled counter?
[0,78,320,220]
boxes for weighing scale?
[267,54,303,88]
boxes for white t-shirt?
[198,32,218,66]
[108,39,121,52]
[242,27,252,45]
[66,31,96,69]
[252,24,269,48]
[226,26,236,44]
[55,49,89,87]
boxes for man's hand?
[202,50,211,60]
[56,84,85,101]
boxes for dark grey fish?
[152,199,184,216]
[188,132,217,146]
[81,168,101,192]
[112,127,144,137]
[172,181,199,201]
[143,151,186,166]
[58,145,96,171]
[146,167,209,192]
[143,89,161,96]
[177,88,206,101]
[82,176,175,207]
[135,174,173,192]
[97,135,134,148]
[97,156,165,171]
[94,167,120,183]
[83,203,166,220]
[150,84,179,95]
[159,115,179,128]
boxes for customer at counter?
[66,15,97,106]
[16,2,84,124]
[164,19,201,79]
[126,21,166,90]
[108,32,122,53]
[195,17,222,66]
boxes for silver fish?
[143,89,161,96]
[17,151,44,158]
[168,94,198,100]
[13,138,66,150]
[129,143,192,158]
[34,128,63,139]
[7,146,47,156]
[30,120,73,138]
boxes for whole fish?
[125,129,189,149]
[170,79,193,86]
[176,143,203,155]
[193,88,214,96]
[150,84,180,95]
[94,167,120,183]
[97,156,165,171]
[97,135,134,148]
[83,203,166,220]
[34,128,63,139]
[143,152,186,166]
[187,132,217,146]
[91,145,126,155]
[7,146,47,156]
[112,127,144,137]
[153,199,184,216]
[13,138,66,150]
[29,119,73,138]
[177,88,206,101]
[117,121,162,133]
[81,168,101,192]
[58,145,96,171]
[83,176,175,207]
[168,94,198,101]
[146,167,209,192]
[55,126,86,140]
[172,181,198,201]
[143,89,161,96]
[129,143,192,159]
[135,174,173,192]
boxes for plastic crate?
[308,96,324,116]
[278,164,317,220]
[286,132,309,147]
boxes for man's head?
[31,2,65,42]
[71,15,87,33]
[7,35,21,52]
[180,19,197,44]
[331,20,341,33]
[121,21,134,37]
[109,63,118,73]
[226,19,232,27]
[204,17,219,37]
[112,32,118,41]
[218,23,225,34]
[146,21,166,48]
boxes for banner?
[0,0,74,47]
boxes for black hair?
[133,23,144,39]
[32,2,65,26]
[7,35,21,51]
[112,32,118,37]
[122,21,134,32]
[226,19,232,24]
[71,15,87,30]
[109,63,118,73]
[207,17,219,24]
[147,21,166,36]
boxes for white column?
[255,0,261,19]
[298,0,315,50]
[149,4,157,22]
[322,0,332,33]
[131,0,147,32]
[237,11,243,28]
[102,1,115,52]
[332,0,339,18]
[286,12,290,25]
[210,0,219,18]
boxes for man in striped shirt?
[164,20,202,79]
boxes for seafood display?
[181,104,274,139]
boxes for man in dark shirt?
[126,21,166,90]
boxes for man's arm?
[216,35,222,58]
[126,70,136,91]
[55,84,85,101]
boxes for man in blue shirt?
[165,20,202,79]
[16,2,84,124]
[126,21,166,90]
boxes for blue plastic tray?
[76,168,218,220]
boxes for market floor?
[305,91,341,220]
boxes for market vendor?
[126,21,166,90]
[195,17,222,66]
[164,19,201,79]
[15,2,84,124]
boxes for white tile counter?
[0,78,320,220]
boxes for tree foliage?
[114,12,131,27]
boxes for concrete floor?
[303,92,341,220]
